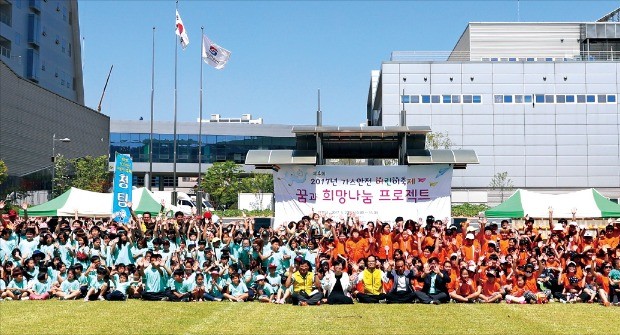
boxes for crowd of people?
[1,200,619,307]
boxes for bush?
[452,203,489,217]
[213,209,273,218]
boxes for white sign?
[274,165,453,227]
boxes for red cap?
[8,209,17,218]
[203,211,212,219]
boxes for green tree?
[241,173,273,193]
[71,155,111,193]
[425,131,454,149]
[200,161,244,210]
[52,154,72,197]
[0,160,7,186]
[489,171,514,202]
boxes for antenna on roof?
[517,0,520,22]
[316,89,322,127]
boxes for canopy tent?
[19,187,164,217]
[485,188,620,218]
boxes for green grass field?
[0,300,616,334]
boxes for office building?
[368,17,620,203]
[109,119,296,191]
[0,0,84,103]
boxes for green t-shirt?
[60,279,80,294]
[169,279,191,294]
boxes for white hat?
[466,226,477,233]
[552,223,564,231]
[567,261,576,267]
[569,221,578,226]
[255,275,265,281]
[584,231,595,238]
[466,233,475,239]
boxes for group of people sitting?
[1,200,619,307]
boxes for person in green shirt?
[53,268,81,300]
[28,272,52,300]
[84,267,109,301]
[254,275,276,303]
[168,269,191,302]
[106,272,131,301]
[2,269,29,300]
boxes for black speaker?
[253,217,272,231]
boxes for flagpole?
[173,1,179,201]
[198,26,204,215]
[148,26,155,191]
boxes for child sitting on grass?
[53,268,81,300]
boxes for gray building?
[0,60,109,191]
[369,21,620,202]
[0,0,84,104]
[110,120,296,191]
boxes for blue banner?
[112,153,133,223]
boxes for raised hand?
[21,202,28,210]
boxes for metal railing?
[390,50,620,62]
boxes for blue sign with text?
[112,153,133,223]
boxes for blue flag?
[112,153,133,223]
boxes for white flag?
[175,9,189,49]
[202,35,231,70]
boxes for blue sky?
[79,1,618,126]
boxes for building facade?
[110,120,296,191]
[0,61,109,191]
[369,21,620,201]
[0,0,84,104]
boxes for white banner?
[274,165,453,228]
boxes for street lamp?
[51,134,71,199]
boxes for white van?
[152,191,197,216]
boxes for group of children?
[1,203,619,306]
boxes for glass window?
[494,95,503,103]
[411,95,420,103]
[597,94,606,103]
[508,58,516,61]
[524,95,532,103]
[545,95,554,103]
[545,58,553,62]
[490,57,498,61]
[422,95,430,103]
[451,95,460,103]
[566,95,575,103]
[526,58,535,62]
[556,95,565,103]
[473,95,482,103]
[442,95,451,103]
[431,95,440,103]
[607,95,616,103]
[586,95,595,103]
[401,95,410,103]
[577,95,586,103]
[504,95,513,103]
[535,94,545,103]
[463,95,472,103]
[515,95,523,103]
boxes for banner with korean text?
[274,165,453,228]
[112,153,133,224]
